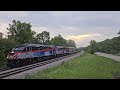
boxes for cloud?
[0,11,28,17]
[32,26,48,34]
[49,11,70,16]
[65,33,102,47]
[0,22,9,37]
[66,33,102,41]
[31,26,57,38]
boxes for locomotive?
[6,43,77,68]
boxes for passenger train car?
[6,43,78,68]
[55,46,69,57]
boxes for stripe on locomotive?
[33,50,56,57]
[18,48,56,59]
[56,50,68,54]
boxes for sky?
[0,11,120,48]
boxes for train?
[6,43,79,68]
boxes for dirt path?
[95,52,120,62]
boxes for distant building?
[0,32,3,39]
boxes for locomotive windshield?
[11,47,25,52]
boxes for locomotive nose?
[7,55,13,59]
[7,51,17,59]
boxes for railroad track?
[0,67,10,72]
[0,52,80,79]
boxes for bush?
[86,48,95,54]
[0,47,6,67]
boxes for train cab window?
[32,47,39,51]
[12,47,25,52]
[22,48,26,52]
[23,47,30,52]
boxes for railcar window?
[60,48,63,50]
[39,46,45,50]
[26,47,30,51]
[57,48,63,50]
[45,47,52,49]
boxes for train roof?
[68,47,76,48]
[44,45,55,47]
[55,46,68,48]
[15,44,76,48]
[15,43,45,48]
[55,46,64,48]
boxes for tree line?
[85,31,120,55]
[0,20,76,66]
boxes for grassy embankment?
[26,53,120,79]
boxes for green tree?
[51,34,67,46]
[7,20,35,44]
[0,47,5,66]
[85,35,120,54]
[88,40,97,54]
[66,39,76,47]
[36,31,50,45]
[0,40,6,66]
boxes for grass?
[25,53,120,79]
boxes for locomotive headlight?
[7,55,13,59]
[11,51,14,54]
[7,55,9,59]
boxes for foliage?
[7,20,35,44]
[85,32,120,54]
[51,34,67,46]
[66,39,76,47]
[36,31,50,45]
[0,40,6,66]
[86,40,97,54]
[51,34,76,47]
